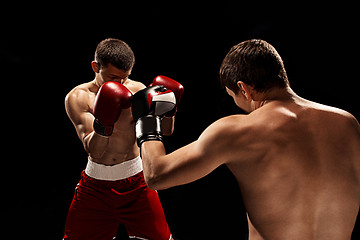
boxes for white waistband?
[85,156,143,181]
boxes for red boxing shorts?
[63,157,171,240]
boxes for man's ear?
[237,81,252,101]
[91,61,100,73]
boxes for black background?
[3,3,359,239]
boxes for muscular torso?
[66,79,145,166]
[87,89,139,165]
[223,98,360,239]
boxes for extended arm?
[140,119,228,190]
[131,75,225,189]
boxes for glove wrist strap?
[136,115,163,147]
[93,119,114,136]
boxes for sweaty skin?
[141,85,360,240]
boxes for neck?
[251,86,296,111]
[92,76,102,87]
[89,77,102,94]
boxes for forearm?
[83,131,110,159]
[141,140,207,190]
[141,141,167,189]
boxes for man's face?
[94,62,132,85]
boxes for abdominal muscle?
[89,108,140,166]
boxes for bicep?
[143,128,224,189]
[166,140,222,184]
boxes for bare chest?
[88,93,138,163]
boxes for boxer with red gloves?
[64,38,173,240]
[92,81,133,137]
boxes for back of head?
[220,39,289,93]
[95,38,135,71]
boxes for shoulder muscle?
[196,115,247,162]
[125,79,146,94]
[65,87,90,123]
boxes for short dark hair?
[220,39,289,93]
[95,38,135,71]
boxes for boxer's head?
[220,39,289,94]
[92,38,134,85]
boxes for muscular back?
[226,98,360,240]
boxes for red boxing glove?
[152,76,184,104]
[93,81,133,136]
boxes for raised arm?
[65,87,110,158]
[65,82,133,159]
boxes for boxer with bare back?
[135,39,360,240]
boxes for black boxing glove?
[131,85,176,147]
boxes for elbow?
[146,181,168,191]
[144,172,163,190]
[141,144,170,190]
[83,132,108,159]
[144,178,157,190]
[143,166,168,190]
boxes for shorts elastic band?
[85,156,143,181]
